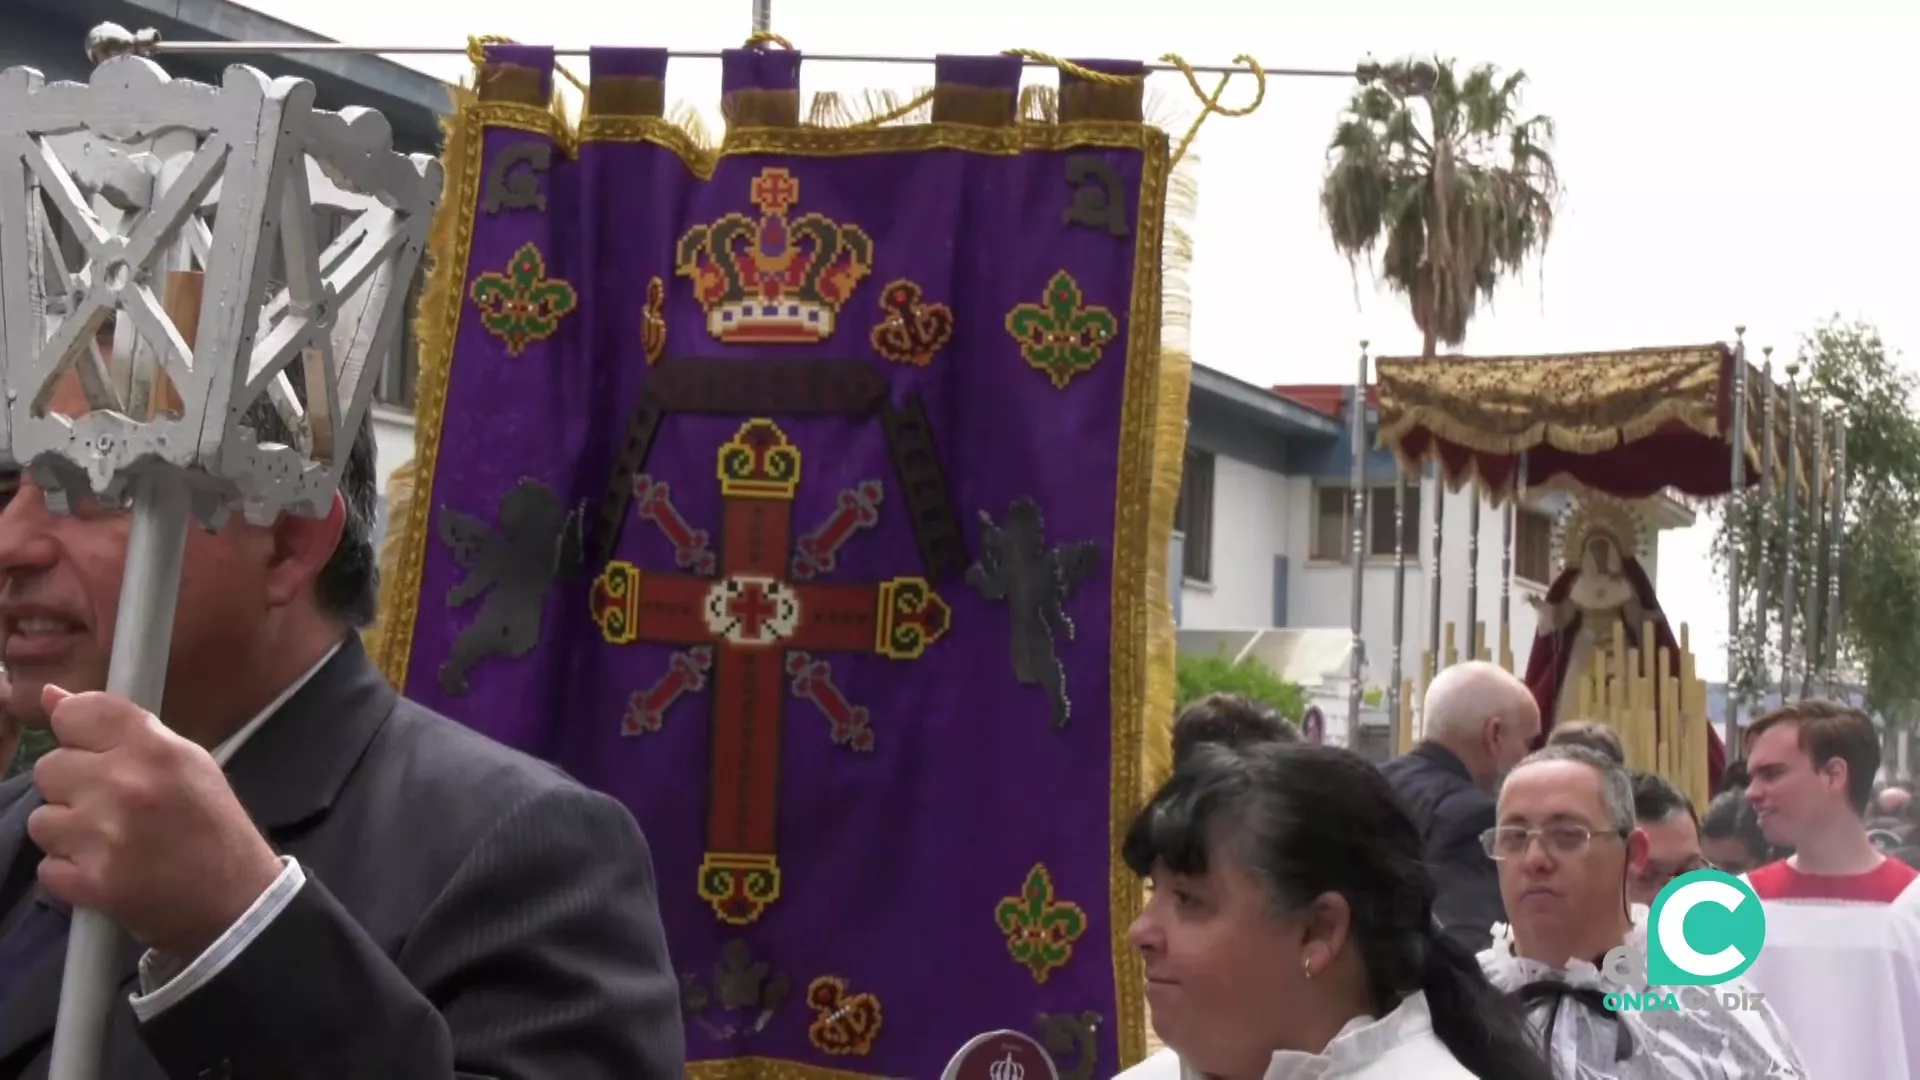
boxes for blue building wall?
[1291,411,1412,482]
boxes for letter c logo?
[1647,869,1766,986]
[1657,879,1746,978]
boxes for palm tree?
[1322,58,1560,358]
[1320,58,1559,742]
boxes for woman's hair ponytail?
[1417,924,1555,1080]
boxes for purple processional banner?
[371,43,1185,1080]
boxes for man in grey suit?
[0,392,684,1078]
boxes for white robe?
[1113,991,1474,1080]
[1477,906,1806,1078]
[1741,858,1920,1080]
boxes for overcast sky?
[252,0,1919,680]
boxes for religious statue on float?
[1521,495,1726,784]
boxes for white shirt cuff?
[130,856,307,1022]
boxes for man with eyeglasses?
[1476,746,1804,1077]
[1628,771,1706,906]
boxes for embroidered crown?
[674,167,875,344]
[988,1052,1025,1080]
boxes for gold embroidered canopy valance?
[1376,343,1815,501]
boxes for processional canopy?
[0,53,439,524]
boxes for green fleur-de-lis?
[994,863,1088,984]
[1004,271,1119,390]
[470,242,579,357]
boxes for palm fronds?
[1319,57,1559,355]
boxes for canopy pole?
[1823,419,1847,693]
[1753,346,1774,720]
[1347,342,1370,734]
[1778,362,1800,705]
[1800,404,1825,698]
[1427,467,1445,679]
[1386,461,1407,755]
[1724,328,1747,755]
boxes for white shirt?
[1740,858,1920,1080]
[127,640,343,1020]
[1477,906,1806,1078]
[1114,992,1475,1080]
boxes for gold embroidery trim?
[931,84,1019,126]
[587,76,666,118]
[373,95,1173,1079]
[1059,75,1145,123]
[724,89,803,128]
[477,62,547,105]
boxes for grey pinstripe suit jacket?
[0,637,685,1079]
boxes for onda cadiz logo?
[1602,869,1768,1013]
[1647,869,1766,984]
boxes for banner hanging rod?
[128,39,1354,80]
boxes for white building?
[1172,362,1694,739]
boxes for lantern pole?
[19,35,437,1079]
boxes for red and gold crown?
[674,167,874,344]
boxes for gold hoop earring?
[1302,958,1314,980]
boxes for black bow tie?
[1514,979,1636,1063]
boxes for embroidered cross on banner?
[592,418,951,925]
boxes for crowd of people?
[2,379,1917,1078]
[1123,667,1920,1079]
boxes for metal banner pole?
[6,39,436,1078]
[1346,342,1369,731]
[752,0,772,34]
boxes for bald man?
[1379,661,1542,951]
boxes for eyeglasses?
[1480,823,1626,860]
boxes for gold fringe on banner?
[370,36,1256,1076]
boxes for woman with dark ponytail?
[1115,741,1553,1080]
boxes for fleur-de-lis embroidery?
[641,276,667,364]
[470,242,579,357]
[1004,271,1117,390]
[994,863,1088,984]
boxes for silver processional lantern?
[0,44,438,1080]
